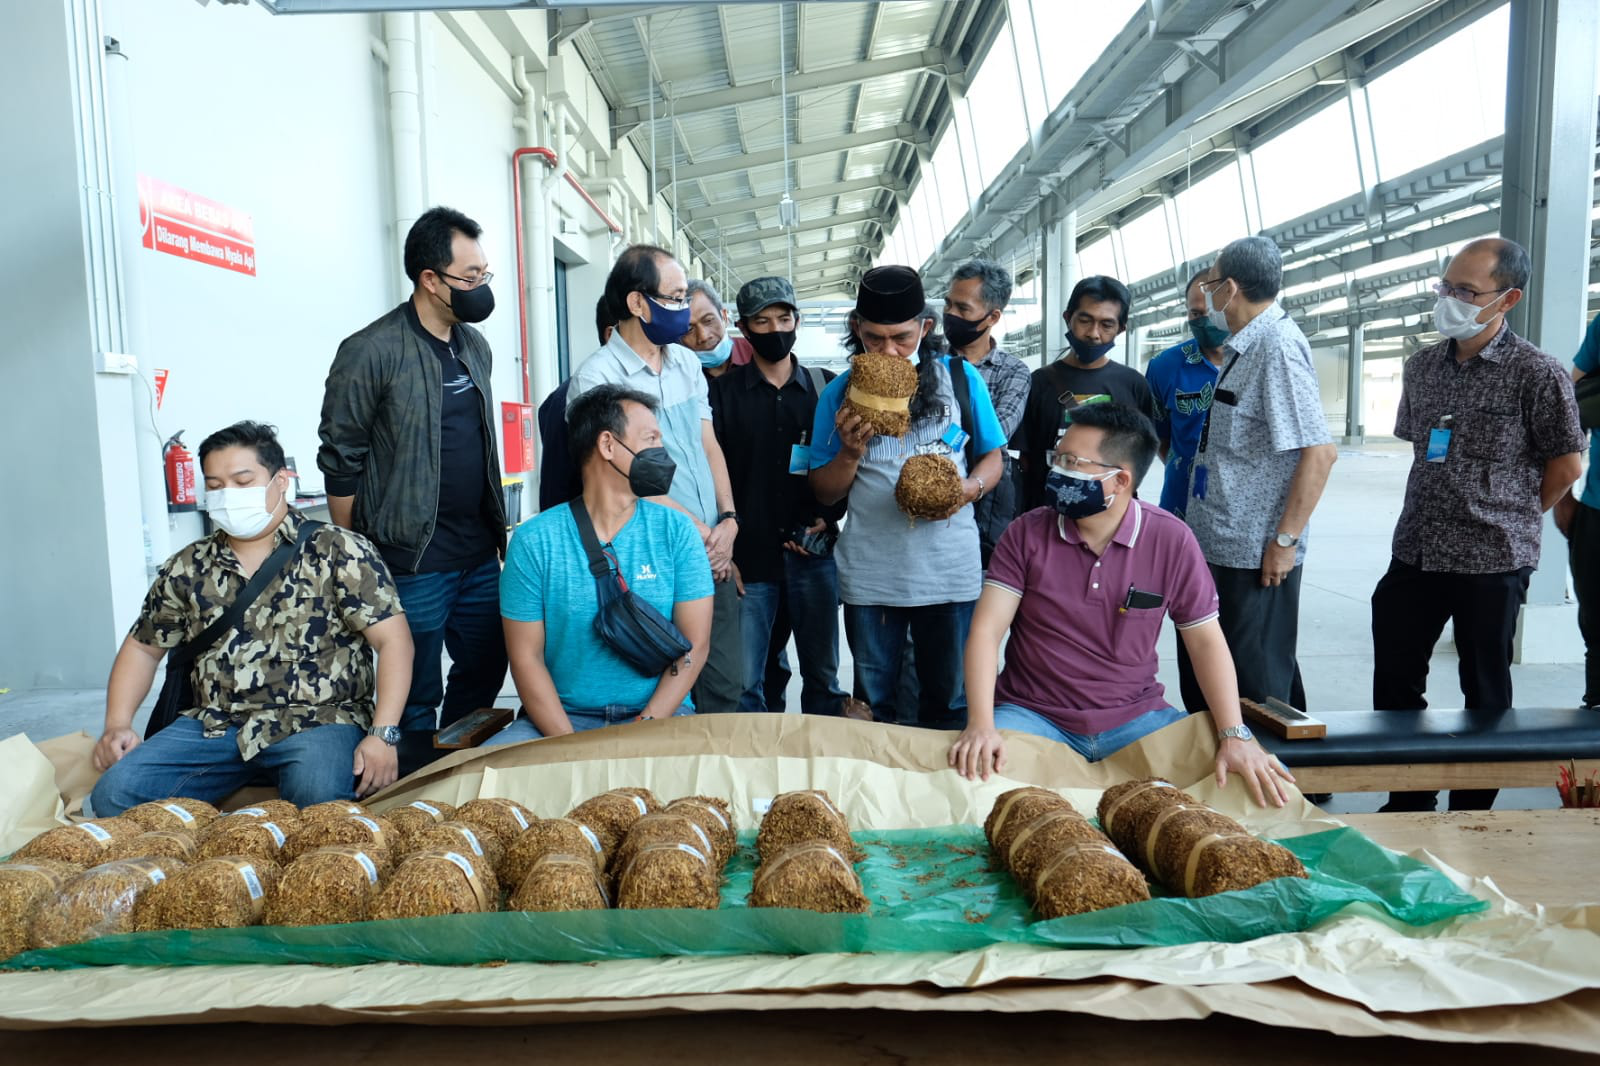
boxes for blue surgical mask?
[640,294,694,346]
[697,333,734,368]
[1046,467,1117,519]
[1188,317,1230,350]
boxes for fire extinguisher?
[163,432,198,512]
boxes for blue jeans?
[86,715,363,816]
[845,601,974,730]
[393,556,508,770]
[992,703,1186,762]
[738,553,845,715]
[483,704,694,744]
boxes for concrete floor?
[0,442,1582,814]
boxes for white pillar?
[1501,0,1600,663]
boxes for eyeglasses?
[642,291,690,312]
[1433,281,1508,304]
[1050,452,1121,475]
[438,269,493,289]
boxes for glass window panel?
[1171,162,1251,268]
[1076,236,1115,279]
[1249,100,1362,229]
[1115,203,1176,282]
[930,130,970,230]
[1007,0,1049,135]
[1031,0,1143,111]
[963,20,1029,185]
[1366,5,1508,179]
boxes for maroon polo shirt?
[987,502,1218,735]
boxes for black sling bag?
[569,498,693,678]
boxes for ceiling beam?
[724,238,872,268]
[706,210,883,246]
[670,123,928,184]
[613,47,962,135]
[683,177,908,224]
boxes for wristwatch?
[1274,531,1300,548]
[716,511,740,525]
[369,724,402,746]
[1217,724,1255,743]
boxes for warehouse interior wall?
[0,0,691,690]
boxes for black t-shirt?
[404,302,497,574]
[708,359,844,585]
[1013,357,1157,512]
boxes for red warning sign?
[138,175,256,276]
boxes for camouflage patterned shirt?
[129,511,405,760]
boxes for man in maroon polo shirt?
[948,402,1293,807]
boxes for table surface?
[1341,807,1600,908]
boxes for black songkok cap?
[854,265,926,324]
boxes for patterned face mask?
[1046,467,1117,519]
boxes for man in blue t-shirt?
[1557,311,1600,707]
[488,384,714,742]
[1144,270,1227,519]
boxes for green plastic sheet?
[2,826,1485,970]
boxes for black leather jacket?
[317,302,507,572]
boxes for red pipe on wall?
[511,146,625,403]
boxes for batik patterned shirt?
[129,511,404,759]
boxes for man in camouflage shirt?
[88,422,413,815]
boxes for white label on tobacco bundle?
[78,822,113,842]
[629,797,647,816]
[409,801,440,817]
[236,807,268,818]
[508,805,530,829]
[353,852,379,884]
[459,828,484,856]
[237,863,264,900]
[353,816,382,834]
[442,852,475,879]
[701,805,729,830]
[261,822,286,847]
[688,823,711,855]
[160,803,195,824]
[147,868,167,886]
[751,798,774,816]
[578,825,602,854]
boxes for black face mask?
[747,329,798,363]
[612,441,677,498]
[436,279,495,324]
[942,311,990,350]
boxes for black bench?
[1258,707,1600,793]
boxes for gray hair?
[685,278,725,314]
[1215,236,1283,303]
[950,258,1013,311]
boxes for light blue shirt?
[810,354,1007,606]
[500,500,713,711]
[567,331,718,525]
[1575,313,1600,510]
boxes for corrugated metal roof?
[564,0,1000,294]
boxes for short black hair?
[1063,402,1159,487]
[198,420,287,476]
[604,244,676,325]
[1066,275,1132,327]
[596,293,615,344]
[1184,271,1210,299]
[403,206,483,286]
[568,384,659,466]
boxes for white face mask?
[1204,282,1233,334]
[1432,293,1502,341]
[206,483,280,539]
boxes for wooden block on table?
[433,706,516,749]
[1241,697,1327,740]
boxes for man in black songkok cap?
[805,265,1006,730]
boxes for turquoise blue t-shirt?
[500,500,713,711]
[1575,313,1600,509]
